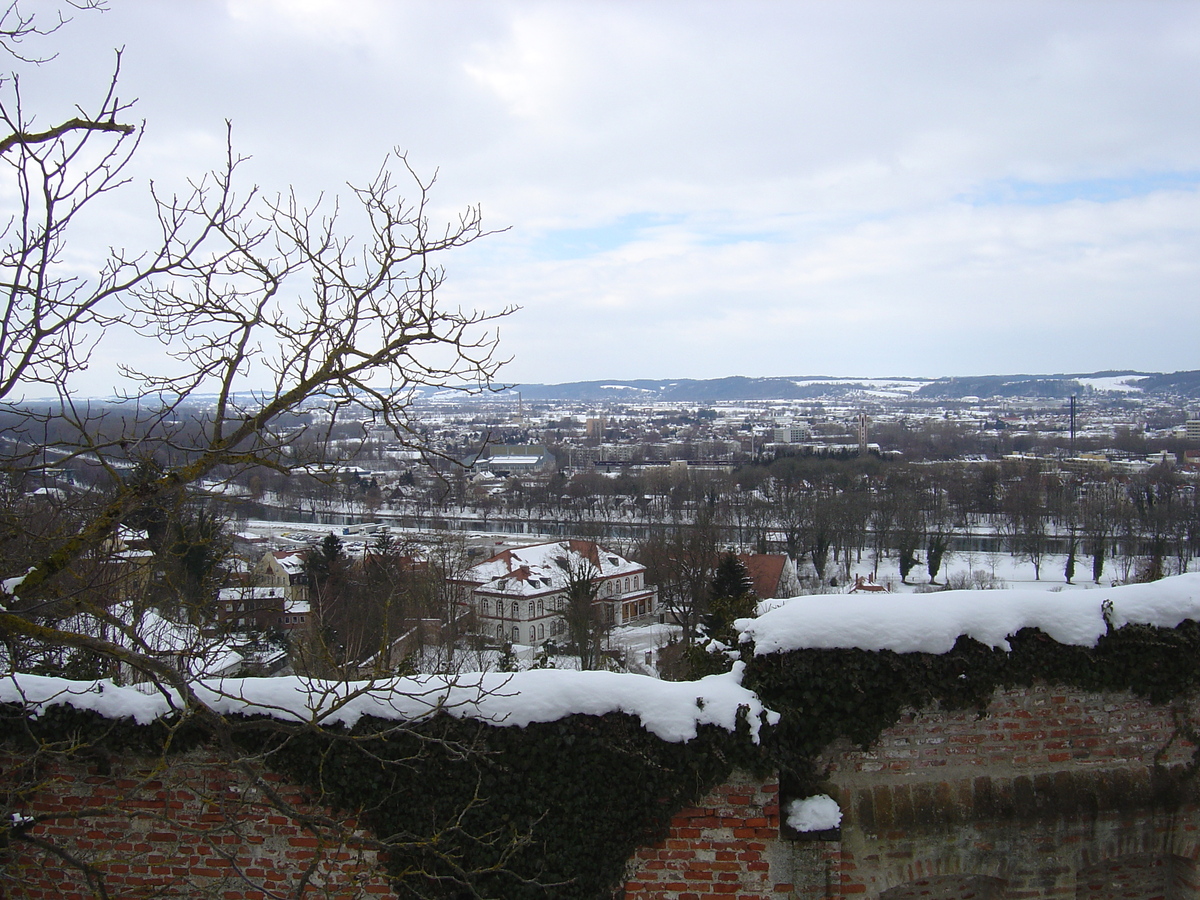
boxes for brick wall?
[822,684,1197,778]
[626,685,1200,900]
[1,746,392,899]
[1074,853,1197,900]
[6,683,1200,899]
[624,775,793,900]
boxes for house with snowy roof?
[473,444,555,476]
[91,525,156,604]
[454,540,657,647]
[211,550,314,634]
[252,550,310,605]
[217,585,311,633]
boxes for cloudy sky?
[25,1,1200,387]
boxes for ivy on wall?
[744,619,1200,793]
[5,618,1200,897]
[261,712,758,898]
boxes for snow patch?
[1075,376,1142,393]
[0,567,34,605]
[787,795,842,832]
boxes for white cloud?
[13,0,1200,387]
[224,0,399,51]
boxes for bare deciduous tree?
[0,4,519,896]
[555,554,606,671]
[636,512,718,646]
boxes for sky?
[17,0,1200,389]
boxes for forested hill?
[504,377,926,402]
[476,371,1200,403]
[915,371,1199,400]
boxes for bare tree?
[0,5,519,896]
[1002,459,1048,581]
[890,476,925,585]
[1,104,509,655]
[1081,482,1118,584]
[554,554,606,671]
[636,512,718,646]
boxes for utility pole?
[1069,395,1076,456]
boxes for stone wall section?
[626,685,1200,900]
[816,685,1200,899]
[1,746,392,899]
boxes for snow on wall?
[787,794,842,832]
[735,572,1200,655]
[6,574,1200,746]
[0,662,776,744]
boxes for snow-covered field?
[1074,375,1143,394]
[803,548,1183,597]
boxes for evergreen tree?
[306,533,347,591]
[689,552,758,678]
[711,551,755,604]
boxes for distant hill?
[916,371,1200,400]
[1131,371,1200,396]
[915,375,1085,400]
[504,376,931,403]
[471,370,1200,403]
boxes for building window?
[512,626,520,643]
[512,601,520,618]
[497,624,504,639]
[538,623,545,641]
[481,599,489,616]
[537,599,544,617]
[528,601,535,619]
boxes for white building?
[773,424,812,444]
[454,540,657,646]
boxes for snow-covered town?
[6,373,1200,683]
[5,1,1200,897]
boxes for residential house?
[91,525,156,604]
[217,585,310,632]
[253,550,310,605]
[454,540,657,647]
[737,553,801,600]
[848,574,890,594]
[214,549,312,633]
